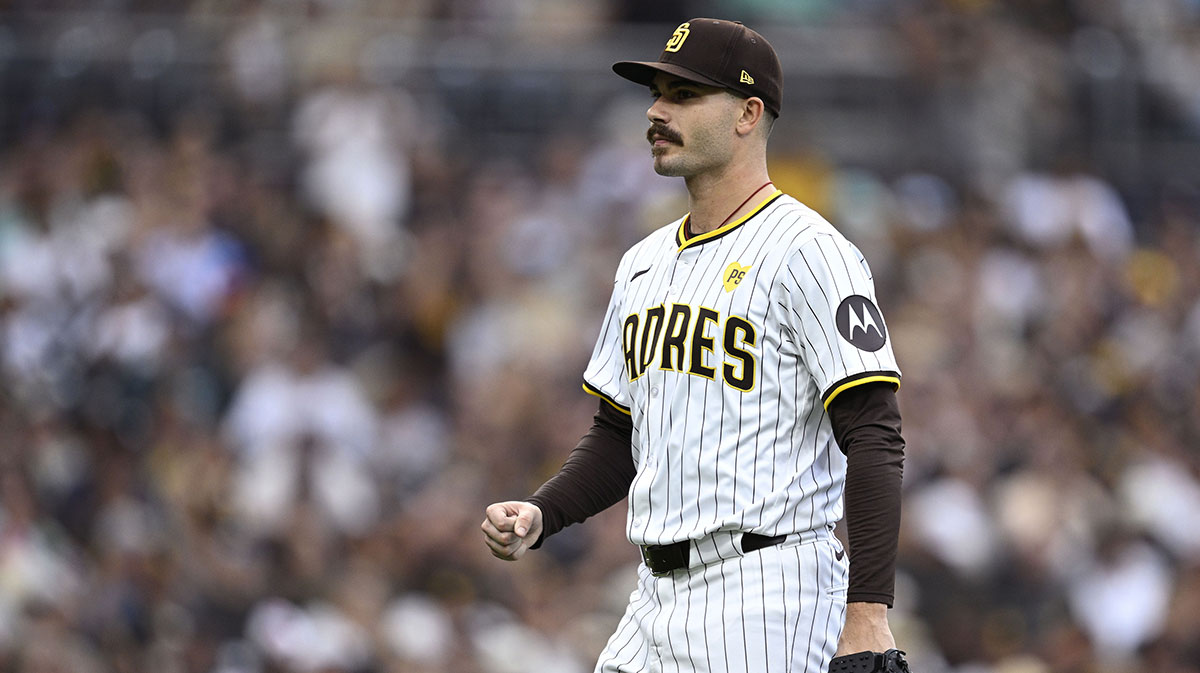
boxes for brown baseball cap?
[613,18,783,117]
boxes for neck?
[684,164,773,235]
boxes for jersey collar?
[675,190,783,251]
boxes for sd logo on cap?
[613,18,784,117]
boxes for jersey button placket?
[667,245,694,299]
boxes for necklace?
[688,181,774,238]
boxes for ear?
[735,97,766,137]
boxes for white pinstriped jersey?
[583,191,900,548]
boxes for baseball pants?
[595,529,848,673]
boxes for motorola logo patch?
[835,295,887,352]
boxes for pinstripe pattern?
[584,193,896,672]
[595,535,848,672]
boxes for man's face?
[645,72,743,178]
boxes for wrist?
[836,602,895,656]
[845,601,888,618]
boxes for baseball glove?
[829,648,911,673]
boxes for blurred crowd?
[2,1,1200,673]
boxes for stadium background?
[1,1,1199,671]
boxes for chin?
[652,156,686,177]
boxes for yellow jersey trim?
[677,190,783,251]
[582,382,632,415]
[822,375,901,410]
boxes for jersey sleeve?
[779,233,901,409]
[582,268,633,415]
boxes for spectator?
[0,4,1197,672]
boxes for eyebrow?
[650,79,711,94]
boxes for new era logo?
[740,70,754,85]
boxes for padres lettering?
[622,303,757,391]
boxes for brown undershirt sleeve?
[827,382,905,607]
[526,400,635,549]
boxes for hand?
[835,602,896,657]
[481,501,543,561]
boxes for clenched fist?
[481,501,544,561]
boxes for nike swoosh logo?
[835,548,845,561]
[630,267,652,282]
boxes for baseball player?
[483,18,909,673]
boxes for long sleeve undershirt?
[827,382,905,606]
[526,401,636,548]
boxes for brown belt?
[640,532,788,577]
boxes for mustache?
[647,123,683,145]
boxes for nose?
[647,98,668,124]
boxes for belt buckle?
[640,545,671,577]
[640,542,686,577]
